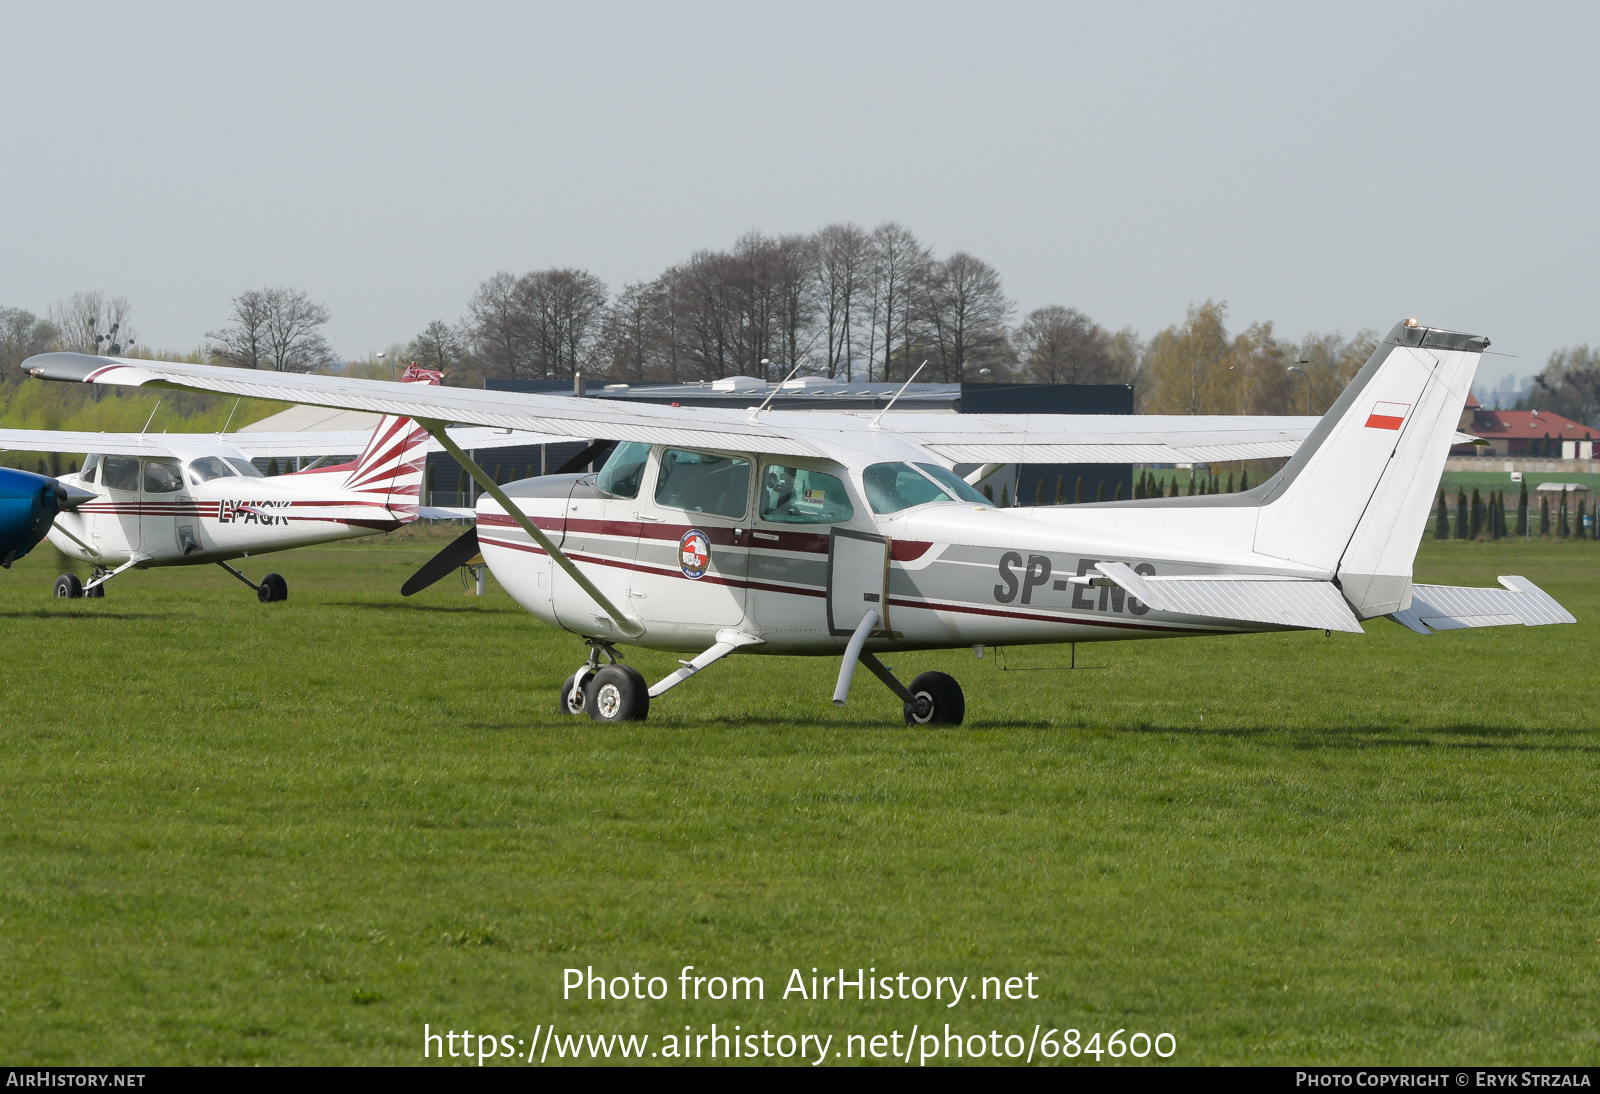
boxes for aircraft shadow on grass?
[0,609,174,622]
[1121,723,1600,753]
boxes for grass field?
[2,528,1598,1066]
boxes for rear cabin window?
[655,449,750,519]
[597,441,650,499]
[143,459,183,494]
[759,465,854,524]
[188,456,236,483]
[862,462,957,514]
[101,455,141,492]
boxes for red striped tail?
[342,364,442,519]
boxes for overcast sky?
[2,2,1595,386]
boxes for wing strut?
[420,420,644,638]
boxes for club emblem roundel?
[679,528,711,580]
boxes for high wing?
[25,352,1334,464]
[0,425,561,460]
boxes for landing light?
[1405,317,1419,328]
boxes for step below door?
[827,528,889,636]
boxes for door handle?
[636,513,664,523]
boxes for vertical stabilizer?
[1251,321,1487,617]
[342,364,442,519]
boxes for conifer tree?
[1096,480,1106,502]
[1577,499,1588,540]
[1055,474,1065,504]
[1000,484,1009,507]
[1226,473,1235,493]
[1559,493,1570,538]
[1114,481,1124,500]
[1166,478,1177,498]
[1517,482,1529,536]
[1540,494,1550,536]
[1240,468,1250,492]
[1470,487,1482,539]
[1075,477,1084,504]
[266,458,280,477]
[1435,489,1449,539]
[982,484,993,501]
[1034,479,1044,506]
[1455,487,1468,539]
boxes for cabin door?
[827,528,890,636]
[138,458,185,558]
[94,454,143,556]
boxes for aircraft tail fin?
[341,364,442,519]
[1250,320,1488,616]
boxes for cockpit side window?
[861,462,955,514]
[143,459,184,494]
[188,456,236,483]
[81,453,101,484]
[654,449,751,519]
[101,455,141,492]
[225,458,264,478]
[596,441,650,499]
[759,465,854,524]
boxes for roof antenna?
[747,356,808,423]
[220,398,241,435]
[872,360,927,428]
[140,398,163,435]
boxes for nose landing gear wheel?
[584,665,650,723]
[904,671,965,726]
[559,672,590,715]
[54,573,82,599]
[257,573,288,603]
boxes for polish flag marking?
[1365,401,1409,430]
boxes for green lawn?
[1,530,1597,1065]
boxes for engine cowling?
[0,467,87,568]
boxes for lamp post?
[1287,362,1312,415]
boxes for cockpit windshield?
[188,456,237,483]
[226,458,265,478]
[914,463,990,505]
[862,462,956,514]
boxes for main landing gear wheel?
[584,665,650,723]
[85,583,104,598]
[54,573,82,599]
[559,672,590,715]
[257,573,288,603]
[904,671,965,726]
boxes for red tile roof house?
[1453,391,1598,458]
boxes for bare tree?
[515,268,608,380]
[49,291,135,356]
[208,287,335,372]
[262,288,337,373]
[600,281,661,382]
[921,253,1012,382]
[771,234,816,376]
[812,223,868,380]
[464,272,528,378]
[207,289,271,369]
[407,319,464,378]
[1013,305,1123,385]
[864,223,930,382]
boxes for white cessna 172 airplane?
[26,319,1574,725]
[1,365,551,600]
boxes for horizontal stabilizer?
[1095,561,1365,633]
[1387,576,1575,634]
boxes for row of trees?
[11,222,1599,427]
[1433,483,1594,540]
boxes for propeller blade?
[401,526,481,596]
[554,439,614,476]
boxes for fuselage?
[474,428,1327,656]
[47,444,403,569]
